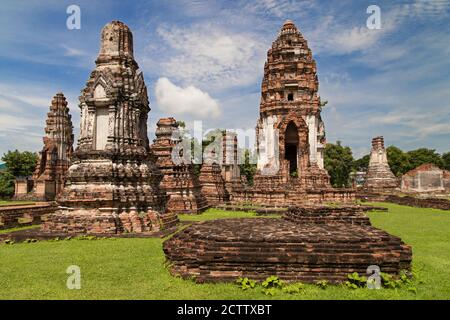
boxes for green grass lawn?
[0,225,39,235]
[178,209,281,221]
[0,205,449,300]
[0,200,35,207]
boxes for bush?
[235,277,256,290]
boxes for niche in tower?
[284,121,298,176]
[95,107,109,150]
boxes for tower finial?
[98,20,134,61]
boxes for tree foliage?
[352,155,370,172]
[0,150,38,199]
[176,120,186,128]
[386,146,411,177]
[324,141,354,188]
[406,148,443,171]
[239,149,257,185]
[442,152,450,171]
[0,170,15,198]
[1,150,38,177]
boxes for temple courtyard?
[1,202,449,300]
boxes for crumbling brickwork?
[283,205,371,225]
[401,163,449,194]
[0,203,57,230]
[199,163,229,206]
[163,209,412,283]
[151,118,208,214]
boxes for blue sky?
[0,0,449,159]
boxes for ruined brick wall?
[151,117,208,214]
[385,195,450,210]
[199,163,229,206]
[444,170,450,191]
[0,203,57,230]
[401,163,445,193]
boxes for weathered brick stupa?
[221,131,243,189]
[198,130,244,206]
[364,136,399,191]
[199,159,229,206]
[14,93,74,201]
[231,20,353,206]
[42,21,177,234]
[151,118,208,214]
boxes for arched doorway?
[284,122,298,176]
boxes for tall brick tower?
[31,93,74,200]
[254,20,329,189]
[43,21,177,234]
[229,20,356,206]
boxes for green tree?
[406,148,443,171]
[352,154,370,172]
[386,146,410,176]
[442,152,450,171]
[324,141,354,188]
[0,170,15,198]
[1,150,38,177]
[239,149,257,185]
[176,120,186,128]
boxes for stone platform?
[0,223,179,242]
[0,203,57,230]
[283,205,372,225]
[41,208,178,234]
[163,216,411,283]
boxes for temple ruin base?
[163,207,411,283]
[230,186,355,207]
[41,207,178,234]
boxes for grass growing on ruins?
[0,225,39,235]
[1,204,449,299]
[178,208,281,222]
[0,200,35,207]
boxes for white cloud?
[60,44,88,57]
[330,27,388,54]
[395,0,450,19]
[243,0,317,18]
[0,81,81,156]
[154,77,221,119]
[149,24,266,91]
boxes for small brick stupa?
[15,93,74,201]
[364,136,399,191]
[151,118,208,214]
[42,21,177,234]
[199,163,229,206]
